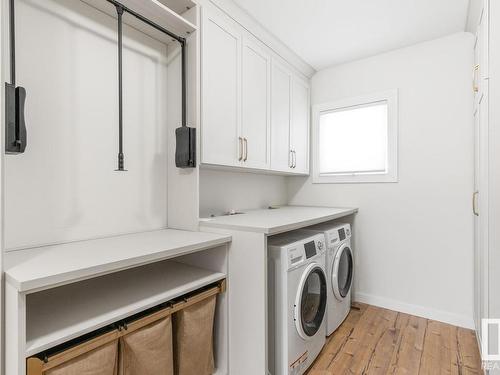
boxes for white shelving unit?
[81,0,197,44]
[26,260,225,356]
[2,0,218,374]
[5,229,231,375]
[157,0,196,15]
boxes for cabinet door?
[241,36,271,169]
[270,59,292,172]
[201,7,241,166]
[290,77,310,174]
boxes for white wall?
[199,169,287,217]
[467,0,483,32]
[5,0,169,249]
[288,32,475,328]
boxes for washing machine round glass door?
[332,244,353,300]
[295,263,327,339]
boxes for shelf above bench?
[81,0,197,44]
[25,260,225,356]
[4,229,231,293]
[156,0,196,16]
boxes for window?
[312,90,398,183]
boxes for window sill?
[312,173,398,184]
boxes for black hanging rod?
[106,0,190,170]
[115,5,125,171]
[105,0,188,130]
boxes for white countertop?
[199,206,358,235]
[5,229,231,293]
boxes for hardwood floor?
[306,303,482,375]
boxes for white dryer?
[301,223,353,336]
[268,231,327,375]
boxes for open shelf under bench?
[5,229,231,374]
[25,260,225,357]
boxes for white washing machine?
[301,223,353,336]
[268,231,327,375]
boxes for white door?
[473,105,480,336]
[474,91,490,341]
[201,7,241,166]
[290,77,310,174]
[473,2,490,343]
[270,59,292,172]
[241,36,270,169]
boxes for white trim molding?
[312,89,399,184]
[201,0,315,79]
[354,292,475,329]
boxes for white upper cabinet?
[270,59,292,172]
[270,60,311,174]
[201,6,241,166]
[290,77,310,174]
[241,36,271,169]
[201,3,310,175]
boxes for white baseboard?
[354,292,475,329]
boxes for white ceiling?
[231,0,471,71]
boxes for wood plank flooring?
[306,303,482,375]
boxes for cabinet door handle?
[473,191,479,216]
[293,150,297,168]
[243,138,248,162]
[473,64,480,93]
[289,150,294,168]
[238,137,243,161]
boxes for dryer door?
[294,263,327,340]
[332,244,353,301]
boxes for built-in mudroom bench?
[1,0,219,373]
[4,230,231,375]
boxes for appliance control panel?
[286,234,325,269]
[325,223,351,246]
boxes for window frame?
[312,89,399,184]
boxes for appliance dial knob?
[318,241,324,250]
